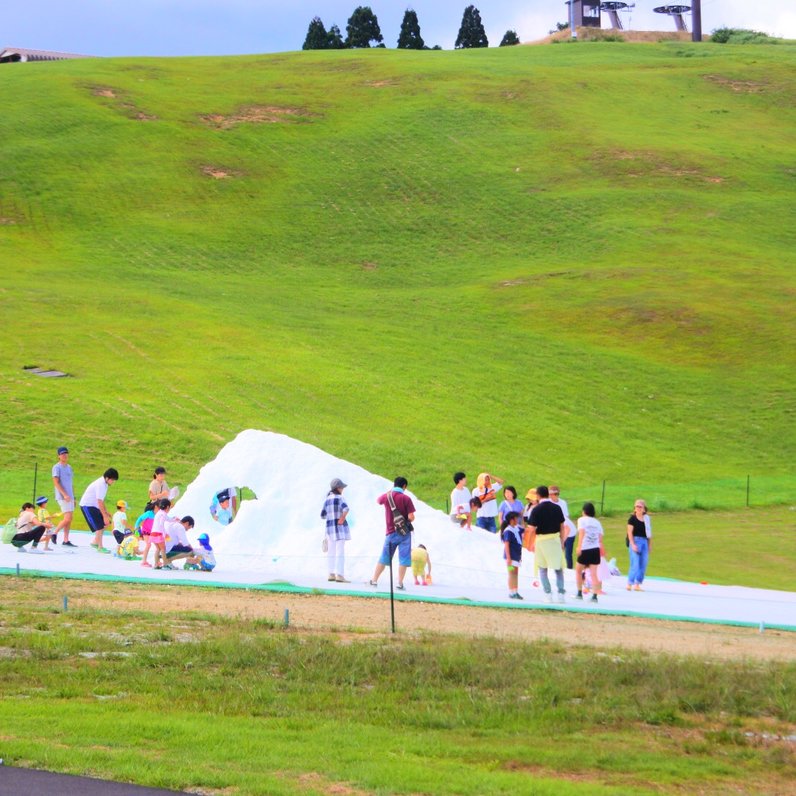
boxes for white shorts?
[57,498,75,513]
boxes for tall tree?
[303,17,329,50]
[455,5,489,49]
[499,30,520,46]
[346,6,384,48]
[327,24,346,49]
[397,9,425,50]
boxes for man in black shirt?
[527,485,566,603]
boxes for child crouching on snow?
[184,532,216,571]
[411,544,431,585]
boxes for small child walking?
[411,544,431,585]
[500,511,524,600]
[575,502,605,603]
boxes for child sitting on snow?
[184,532,216,571]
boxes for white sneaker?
[544,593,553,604]
[556,592,566,604]
[28,548,44,555]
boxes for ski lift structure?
[563,0,701,40]
[599,2,634,29]
[653,4,691,31]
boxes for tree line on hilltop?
[303,6,521,51]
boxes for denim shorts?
[378,532,412,567]
[476,516,497,533]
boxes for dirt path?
[8,577,795,661]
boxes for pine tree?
[499,30,520,46]
[397,9,425,50]
[303,17,329,50]
[455,5,489,49]
[346,6,384,48]
[327,24,346,49]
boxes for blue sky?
[4,0,795,56]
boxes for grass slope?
[0,42,794,511]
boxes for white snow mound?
[173,430,510,586]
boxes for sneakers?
[509,593,524,600]
[590,594,598,603]
[396,583,405,591]
[327,574,336,581]
[543,593,553,604]
[141,561,152,568]
[335,575,350,583]
[556,592,566,604]
[575,593,583,600]
[162,564,175,570]
[368,580,378,586]
[62,540,76,547]
[633,585,644,592]
[28,548,44,555]
[97,547,111,554]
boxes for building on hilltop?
[0,47,93,63]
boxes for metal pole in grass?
[32,461,38,504]
[746,475,750,508]
[600,480,606,515]
[388,539,396,634]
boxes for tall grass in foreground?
[0,580,794,795]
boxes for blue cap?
[197,532,212,551]
[36,495,48,505]
[57,446,69,455]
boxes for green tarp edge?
[2,566,794,633]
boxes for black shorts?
[577,548,601,567]
[167,544,193,558]
[80,505,105,532]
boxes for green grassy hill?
[1,42,794,513]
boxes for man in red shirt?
[369,477,416,590]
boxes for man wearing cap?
[213,491,233,526]
[52,446,76,546]
[321,477,350,583]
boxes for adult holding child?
[626,499,652,591]
[320,477,351,583]
[52,445,76,546]
[472,472,504,534]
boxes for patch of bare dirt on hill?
[6,578,794,662]
[704,74,770,93]
[200,165,238,180]
[200,105,313,129]
[595,149,725,183]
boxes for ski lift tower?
[599,2,634,29]
[653,4,691,32]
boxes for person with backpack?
[369,476,416,590]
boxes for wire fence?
[445,475,794,516]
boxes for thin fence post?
[746,475,750,508]
[600,480,606,515]
[32,462,38,504]
[388,540,396,634]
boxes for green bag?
[2,518,17,544]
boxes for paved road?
[0,766,183,794]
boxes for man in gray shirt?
[52,445,76,546]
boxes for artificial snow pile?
[173,429,508,586]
